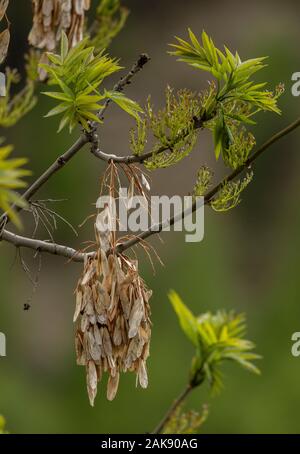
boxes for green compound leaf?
[42,34,142,133]
[169,291,261,394]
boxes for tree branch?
[90,144,169,164]
[1,116,300,262]
[0,229,87,262]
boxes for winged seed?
[0,28,10,64]
[128,297,144,339]
[0,0,9,22]
[107,372,120,401]
[74,218,152,404]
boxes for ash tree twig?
[90,114,209,164]
[0,229,86,262]
[94,53,150,124]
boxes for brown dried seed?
[124,338,139,370]
[0,28,9,64]
[83,284,93,307]
[77,350,86,366]
[94,295,107,322]
[100,249,109,278]
[93,324,102,345]
[120,315,128,344]
[81,262,96,285]
[99,283,110,307]
[96,313,107,325]
[87,385,97,407]
[135,336,146,359]
[80,312,89,333]
[85,298,94,316]
[108,254,115,271]
[96,207,113,251]
[138,360,148,389]
[74,0,84,15]
[92,283,98,302]
[109,279,116,308]
[107,355,116,371]
[89,314,97,325]
[42,0,54,17]
[128,297,144,339]
[142,341,150,361]
[115,256,125,283]
[113,316,122,346]
[0,0,9,22]
[102,356,108,372]
[75,333,83,358]
[75,217,152,405]
[30,0,91,53]
[73,289,82,322]
[142,288,153,304]
[89,340,101,362]
[107,372,120,401]
[101,327,112,357]
[96,362,102,382]
[87,361,98,391]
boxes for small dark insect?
[23,303,31,311]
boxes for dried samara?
[74,244,152,406]
[29,0,91,51]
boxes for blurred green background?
[1,0,300,434]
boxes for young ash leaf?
[104,90,143,121]
[41,33,142,133]
[170,29,283,165]
[168,290,199,347]
[169,291,261,394]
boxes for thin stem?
[90,116,208,164]
[0,229,87,262]
[95,53,150,124]
[152,384,194,434]
[90,144,169,164]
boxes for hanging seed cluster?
[29,0,91,51]
[74,247,152,406]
